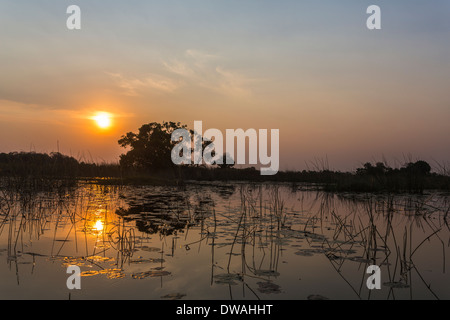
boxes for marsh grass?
[1,179,449,299]
[308,192,450,299]
[0,181,137,285]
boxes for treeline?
[174,161,450,193]
[323,161,450,193]
[0,152,121,178]
[0,152,449,193]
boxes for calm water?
[0,181,449,300]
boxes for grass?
[1,176,449,299]
[1,151,449,193]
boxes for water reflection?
[93,220,104,233]
[0,181,449,300]
[116,188,213,236]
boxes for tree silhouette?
[405,160,431,176]
[218,153,235,169]
[357,162,388,176]
[118,121,189,172]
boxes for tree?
[403,160,431,193]
[356,162,387,176]
[405,160,431,176]
[118,121,189,172]
[218,153,235,169]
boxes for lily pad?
[383,281,410,289]
[81,270,99,277]
[161,293,187,300]
[294,248,324,257]
[132,270,171,279]
[254,270,280,277]
[347,256,372,264]
[257,282,282,294]
[86,255,114,262]
[139,246,162,252]
[130,258,165,264]
[99,268,125,279]
[57,257,86,267]
[214,273,243,285]
[307,294,329,300]
[107,272,126,279]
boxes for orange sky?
[0,1,449,171]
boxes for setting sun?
[92,112,112,129]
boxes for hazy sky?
[0,0,449,171]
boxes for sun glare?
[93,220,104,232]
[92,112,112,129]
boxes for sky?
[0,0,449,171]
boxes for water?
[0,181,449,300]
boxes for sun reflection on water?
[93,219,104,233]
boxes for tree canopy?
[118,121,190,172]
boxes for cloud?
[108,50,261,99]
[0,99,133,126]
[163,49,260,97]
[214,66,257,98]
[162,60,196,79]
[163,49,259,98]
[0,99,81,127]
[107,72,182,96]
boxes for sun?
[92,112,112,129]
